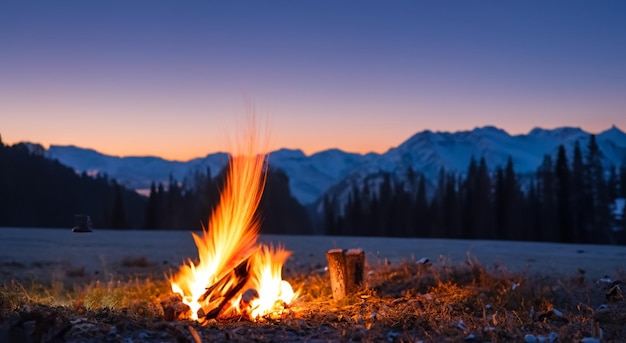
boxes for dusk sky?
[1,1,625,160]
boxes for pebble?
[416,257,429,264]
[524,334,537,343]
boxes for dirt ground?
[1,228,625,342]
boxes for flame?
[169,121,296,321]
[245,244,297,319]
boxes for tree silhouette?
[144,182,158,229]
[555,145,573,242]
[571,141,586,242]
[110,181,127,229]
[585,135,610,242]
[413,175,430,237]
[536,155,556,241]
[0,141,144,229]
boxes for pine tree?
[413,175,430,237]
[555,145,573,242]
[445,173,462,238]
[144,182,158,229]
[156,183,166,229]
[111,181,127,229]
[462,157,478,238]
[473,158,493,238]
[536,155,556,241]
[585,134,610,243]
[494,157,522,240]
[571,141,586,242]
[369,192,381,236]
[394,180,413,237]
[346,185,362,236]
[430,168,447,237]
[619,165,626,198]
[607,166,618,202]
[620,204,626,245]
[167,174,183,229]
[494,167,506,239]
[323,195,339,235]
[526,180,542,241]
[504,157,522,240]
[378,173,393,236]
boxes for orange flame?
[245,244,296,319]
[169,121,296,320]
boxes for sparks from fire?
[169,119,296,321]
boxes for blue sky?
[1,1,625,160]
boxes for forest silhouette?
[1,133,624,244]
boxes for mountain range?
[37,125,626,207]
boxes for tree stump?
[326,248,365,300]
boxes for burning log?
[197,258,251,320]
[326,249,365,300]
[160,294,192,321]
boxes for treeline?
[142,166,314,234]
[0,138,146,229]
[0,135,313,233]
[324,135,626,244]
[3,132,625,244]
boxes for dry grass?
[1,254,624,342]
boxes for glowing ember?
[169,121,297,321]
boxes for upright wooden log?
[344,249,365,293]
[326,248,365,300]
[326,249,347,300]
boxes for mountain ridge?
[31,125,626,205]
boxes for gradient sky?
[1,1,625,160]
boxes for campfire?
[169,123,297,322]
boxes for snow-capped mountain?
[44,145,369,204]
[313,125,626,215]
[42,126,626,206]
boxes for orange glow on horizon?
[3,119,624,161]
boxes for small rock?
[548,332,558,343]
[580,338,601,343]
[524,334,537,343]
[606,284,624,302]
[416,257,429,265]
[386,331,400,342]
